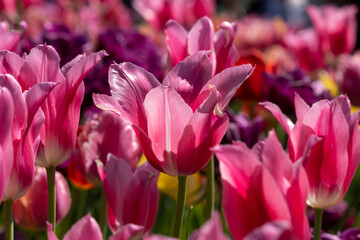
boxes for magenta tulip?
[17,45,107,167]
[133,0,215,30]
[262,94,360,209]
[0,74,57,201]
[0,22,20,52]
[0,86,14,203]
[243,221,294,240]
[94,51,253,176]
[284,28,325,72]
[0,46,107,168]
[13,166,71,229]
[165,17,238,74]
[75,110,141,186]
[189,212,229,240]
[47,214,102,240]
[307,4,358,56]
[213,131,309,240]
[101,154,159,233]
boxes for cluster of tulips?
[1,0,360,240]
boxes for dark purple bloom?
[341,228,360,240]
[226,110,265,148]
[336,54,360,106]
[264,69,331,115]
[21,23,92,67]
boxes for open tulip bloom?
[93,51,253,176]
[93,50,253,237]
[213,131,310,240]
[262,94,360,239]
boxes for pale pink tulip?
[307,4,358,56]
[75,111,141,186]
[0,86,14,203]
[101,154,159,233]
[13,166,71,229]
[262,94,360,209]
[165,17,238,74]
[47,214,102,240]
[93,51,253,176]
[213,131,309,240]
[12,44,108,167]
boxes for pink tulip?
[212,131,309,240]
[0,22,21,51]
[307,4,358,56]
[284,28,325,72]
[75,110,141,186]
[47,214,102,240]
[101,154,159,233]
[13,166,71,229]
[165,17,238,74]
[12,44,107,167]
[243,221,293,240]
[0,86,14,202]
[133,0,215,30]
[93,51,253,176]
[0,73,57,201]
[189,212,229,240]
[110,224,178,240]
[262,94,360,209]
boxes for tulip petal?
[199,64,254,112]
[260,101,294,134]
[109,224,144,240]
[0,50,24,77]
[103,154,133,232]
[294,93,310,123]
[122,162,159,232]
[107,63,160,131]
[164,20,188,66]
[177,87,228,175]
[215,143,292,239]
[187,16,214,55]
[189,212,229,240]
[0,87,13,201]
[63,214,102,240]
[143,86,193,175]
[163,51,213,108]
[93,93,122,116]
[243,220,293,240]
[0,74,27,140]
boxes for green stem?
[205,156,214,219]
[46,166,56,234]
[314,208,324,240]
[172,176,187,238]
[76,189,88,220]
[99,187,107,238]
[4,200,14,240]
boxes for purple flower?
[226,110,265,148]
[264,69,331,115]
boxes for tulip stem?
[172,176,187,238]
[4,200,14,240]
[47,166,56,234]
[206,156,214,219]
[314,208,324,240]
[99,187,107,238]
